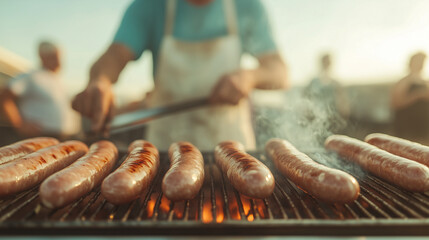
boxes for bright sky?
[1,0,429,104]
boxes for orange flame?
[159,195,171,213]
[202,200,213,223]
[255,199,266,219]
[201,191,226,223]
[228,196,240,220]
[172,201,184,219]
[146,197,156,218]
[215,194,224,223]
[242,198,254,221]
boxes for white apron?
[146,0,256,151]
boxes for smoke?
[254,88,364,176]
[254,87,343,149]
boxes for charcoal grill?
[1,151,429,236]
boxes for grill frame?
[2,151,429,236]
[3,219,429,236]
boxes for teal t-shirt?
[113,0,277,74]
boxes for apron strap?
[223,0,238,35]
[165,0,238,36]
[165,0,176,36]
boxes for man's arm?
[0,89,41,136]
[210,0,288,104]
[249,53,289,90]
[0,89,22,128]
[72,43,135,132]
[89,43,135,85]
[210,52,288,104]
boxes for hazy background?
[1,0,429,105]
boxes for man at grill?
[72,0,288,151]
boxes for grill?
[1,150,429,236]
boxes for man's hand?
[209,53,288,105]
[71,43,134,133]
[72,77,114,132]
[210,70,256,105]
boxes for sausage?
[266,138,360,203]
[101,140,159,205]
[39,141,118,208]
[0,137,59,165]
[325,135,429,192]
[214,141,274,199]
[162,142,204,201]
[128,140,146,153]
[365,133,429,167]
[0,141,88,197]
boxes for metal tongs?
[108,97,210,135]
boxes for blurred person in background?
[304,54,350,118]
[0,41,80,141]
[391,52,429,144]
[72,0,288,151]
[302,53,350,142]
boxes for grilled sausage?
[0,141,88,197]
[101,140,159,205]
[215,141,274,199]
[128,140,146,153]
[162,142,204,201]
[0,137,59,165]
[365,133,429,167]
[266,138,360,203]
[325,135,429,192]
[39,141,118,208]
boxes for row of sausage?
[0,133,428,209]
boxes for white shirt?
[8,69,80,135]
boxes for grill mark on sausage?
[128,158,152,173]
[143,142,154,149]
[39,140,117,208]
[162,142,204,201]
[0,137,59,165]
[0,140,88,197]
[224,150,262,171]
[101,140,159,204]
[39,157,47,164]
[179,144,193,153]
[28,143,42,149]
[64,147,71,154]
[215,141,275,199]
[126,148,157,173]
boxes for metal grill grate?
[1,151,429,236]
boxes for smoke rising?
[254,88,365,176]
